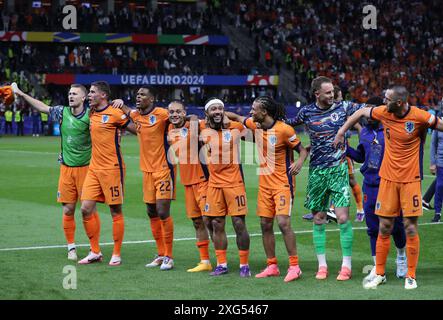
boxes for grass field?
[0,134,442,300]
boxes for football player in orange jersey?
[78,81,130,266]
[226,96,308,282]
[334,85,443,290]
[200,98,251,277]
[167,100,213,272]
[113,87,176,270]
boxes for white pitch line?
[0,222,440,252]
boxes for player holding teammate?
[167,100,212,272]
[346,96,407,282]
[226,96,308,282]
[334,85,442,289]
[114,87,176,270]
[286,76,368,281]
[13,83,93,261]
[200,98,251,277]
[79,81,130,266]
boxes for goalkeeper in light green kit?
[14,83,96,261]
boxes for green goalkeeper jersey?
[49,105,91,167]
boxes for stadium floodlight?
[296,101,301,108]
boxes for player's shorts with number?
[375,178,423,217]
[204,185,248,217]
[257,187,293,218]
[81,168,125,205]
[57,164,89,203]
[184,181,208,219]
[305,162,350,212]
[143,168,177,204]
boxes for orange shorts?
[81,168,125,205]
[257,187,293,218]
[346,157,355,175]
[204,185,248,217]
[375,178,422,217]
[143,168,177,204]
[57,164,89,203]
[184,181,208,219]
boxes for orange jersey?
[130,107,172,173]
[168,121,208,186]
[89,105,129,170]
[370,105,437,182]
[244,118,301,191]
[199,121,245,187]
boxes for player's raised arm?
[225,111,246,124]
[13,84,50,114]
[333,107,372,148]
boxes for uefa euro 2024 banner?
[44,74,279,86]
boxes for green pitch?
[0,134,442,300]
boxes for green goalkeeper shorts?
[305,162,350,212]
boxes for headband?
[204,98,224,111]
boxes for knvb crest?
[101,115,109,123]
[222,131,232,142]
[149,115,157,125]
[180,127,188,138]
[405,121,415,134]
[331,113,339,122]
[376,201,381,210]
[268,135,277,146]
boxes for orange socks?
[112,214,124,257]
[83,212,101,254]
[352,183,363,211]
[150,217,165,256]
[161,216,174,258]
[406,234,420,279]
[239,250,249,266]
[215,249,227,265]
[63,214,75,245]
[267,257,278,266]
[289,255,299,266]
[375,234,391,275]
[196,240,210,261]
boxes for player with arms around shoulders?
[167,100,213,272]
[200,98,251,277]
[113,86,177,271]
[79,81,130,266]
[226,96,308,282]
[334,85,442,289]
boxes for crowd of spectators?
[224,0,443,107]
[0,42,262,76]
[2,0,443,109]
[0,1,223,35]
